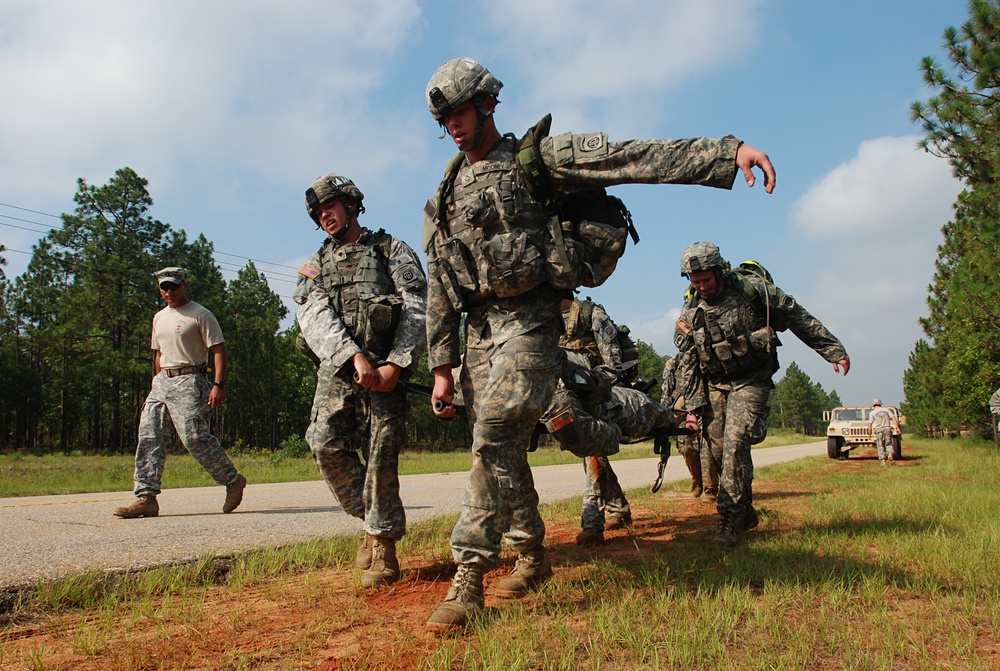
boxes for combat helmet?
[680,241,726,276]
[426,57,503,121]
[304,173,365,225]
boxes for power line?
[0,201,305,278]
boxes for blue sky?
[0,1,969,408]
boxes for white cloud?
[0,1,423,201]
[481,0,762,131]
[789,135,961,239]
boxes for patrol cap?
[426,57,503,121]
[872,398,882,406]
[155,267,185,285]
[680,241,725,276]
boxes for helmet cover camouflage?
[680,241,725,276]
[304,173,365,223]
[426,57,503,121]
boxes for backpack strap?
[516,114,556,210]
[422,152,466,251]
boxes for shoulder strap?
[516,114,556,210]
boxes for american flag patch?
[676,319,692,335]
[549,409,574,431]
[299,263,320,279]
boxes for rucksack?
[517,115,639,288]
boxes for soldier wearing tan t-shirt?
[113,267,246,518]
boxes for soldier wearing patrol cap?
[294,173,427,589]
[674,242,850,547]
[114,267,246,519]
[421,56,779,633]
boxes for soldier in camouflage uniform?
[868,399,900,465]
[674,242,849,547]
[662,353,718,502]
[421,56,777,633]
[294,173,427,588]
[559,297,632,546]
[114,267,246,519]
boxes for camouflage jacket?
[425,129,742,370]
[675,273,847,411]
[294,227,427,374]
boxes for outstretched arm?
[736,143,776,194]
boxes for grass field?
[2,435,998,670]
[0,429,815,498]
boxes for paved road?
[0,442,824,587]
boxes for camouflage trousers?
[873,427,893,460]
[134,372,238,497]
[581,456,630,532]
[677,434,718,493]
[306,360,407,540]
[702,381,771,519]
[452,324,562,569]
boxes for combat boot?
[361,537,400,588]
[223,474,246,513]
[113,495,159,519]
[701,488,718,504]
[605,513,632,531]
[712,515,739,547]
[356,533,374,569]
[683,451,703,497]
[575,528,604,547]
[493,546,553,599]
[735,506,759,532]
[426,564,485,634]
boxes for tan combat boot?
[605,513,632,531]
[361,537,400,588]
[493,546,553,599]
[223,474,246,513]
[113,495,159,519]
[575,528,604,547]
[684,451,703,497]
[426,564,486,634]
[356,533,374,569]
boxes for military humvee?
[822,405,905,460]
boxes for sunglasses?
[159,282,181,291]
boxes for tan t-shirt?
[151,301,225,369]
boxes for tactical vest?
[682,274,779,380]
[423,136,553,310]
[317,230,401,362]
[559,299,602,360]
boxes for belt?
[163,365,205,377]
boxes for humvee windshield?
[834,409,864,421]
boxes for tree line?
[0,168,842,455]
[903,0,1000,437]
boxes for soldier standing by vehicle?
[675,242,849,547]
[294,173,427,589]
[868,399,900,466]
[114,267,246,519]
[560,297,632,546]
[662,353,718,502]
[421,56,777,632]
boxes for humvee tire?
[891,435,902,461]
[827,436,842,459]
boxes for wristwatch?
[212,380,225,388]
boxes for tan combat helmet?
[426,57,503,122]
[304,173,365,225]
[680,241,726,276]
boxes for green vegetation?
[2,436,997,670]
[0,429,817,498]
[906,0,1000,435]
